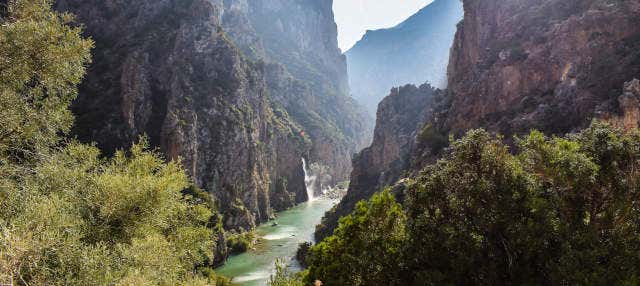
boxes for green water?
[215,199,336,286]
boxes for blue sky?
[333,0,434,51]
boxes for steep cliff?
[346,0,463,116]
[316,84,439,240]
[55,0,326,232]
[446,0,640,136]
[58,0,368,233]
[225,0,371,186]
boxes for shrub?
[268,259,306,286]
[226,230,257,254]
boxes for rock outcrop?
[56,0,366,232]
[316,84,439,240]
[446,0,640,136]
[346,0,463,116]
[600,79,640,130]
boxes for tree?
[403,129,556,285]
[1,140,218,285]
[305,190,406,286]
[306,122,640,285]
[0,0,92,165]
[517,122,640,284]
[404,124,640,284]
[268,259,306,286]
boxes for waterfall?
[301,158,315,201]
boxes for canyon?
[55,0,368,235]
[50,0,640,278]
[7,0,640,284]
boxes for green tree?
[0,0,92,165]
[268,259,306,286]
[517,122,640,284]
[1,140,218,285]
[306,190,406,286]
[306,122,640,285]
[403,129,556,285]
[404,124,640,284]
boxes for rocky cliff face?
[446,0,640,136]
[55,0,361,233]
[600,79,640,130]
[346,0,463,116]
[318,0,640,240]
[316,84,439,240]
[228,0,371,185]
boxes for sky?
[333,0,434,52]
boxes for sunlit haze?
[333,0,434,51]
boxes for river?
[215,198,337,286]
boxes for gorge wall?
[318,0,640,239]
[317,84,440,240]
[446,0,640,136]
[56,0,367,231]
[230,0,371,187]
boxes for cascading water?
[301,158,315,201]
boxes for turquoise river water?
[215,198,337,286]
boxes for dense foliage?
[306,190,406,285]
[0,1,227,284]
[226,230,257,254]
[303,122,640,285]
[1,141,224,285]
[0,0,92,166]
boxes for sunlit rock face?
[55,0,366,232]
[346,0,463,117]
[446,0,640,136]
[600,79,640,130]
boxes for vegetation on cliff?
[298,122,640,285]
[0,1,227,284]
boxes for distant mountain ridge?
[346,0,463,116]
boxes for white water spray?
[302,158,316,201]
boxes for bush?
[268,259,306,286]
[417,123,449,155]
[226,230,257,254]
[0,140,220,285]
[0,1,228,284]
[407,123,640,284]
[295,242,312,268]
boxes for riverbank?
[215,199,337,286]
